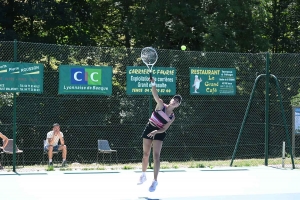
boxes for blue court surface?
[1,166,300,200]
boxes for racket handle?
[149,72,152,79]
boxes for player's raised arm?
[150,77,163,109]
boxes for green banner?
[59,65,112,95]
[0,62,44,93]
[126,66,176,95]
[190,67,236,95]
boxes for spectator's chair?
[2,139,24,167]
[97,140,118,164]
[43,140,61,165]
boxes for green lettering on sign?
[58,65,112,95]
[126,66,176,95]
[0,62,44,93]
[190,67,236,95]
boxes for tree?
[0,0,299,52]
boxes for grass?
[46,165,54,171]
[60,167,72,171]
[2,157,299,172]
[189,163,206,168]
[122,165,134,170]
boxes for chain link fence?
[0,41,300,171]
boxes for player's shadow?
[138,197,160,200]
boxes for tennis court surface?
[1,166,299,200]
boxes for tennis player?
[138,77,182,192]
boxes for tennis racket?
[141,47,158,79]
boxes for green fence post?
[149,96,153,168]
[265,52,270,166]
[12,39,18,172]
[230,74,264,166]
[272,75,295,169]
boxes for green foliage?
[46,166,54,171]
[0,0,299,52]
[188,163,206,168]
[122,165,134,170]
[172,165,179,169]
[60,167,71,171]
[0,93,14,107]
[147,165,154,169]
[291,90,300,106]
[82,168,94,170]
[160,165,171,169]
[96,167,105,170]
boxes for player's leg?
[149,139,163,192]
[139,122,157,184]
[138,138,152,185]
[142,138,152,172]
[152,140,163,181]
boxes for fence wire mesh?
[0,41,300,171]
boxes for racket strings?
[141,47,158,65]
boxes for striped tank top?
[149,105,174,128]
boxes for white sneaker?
[137,174,147,185]
[149,180,158,192]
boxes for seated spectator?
[44,123,67,167]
